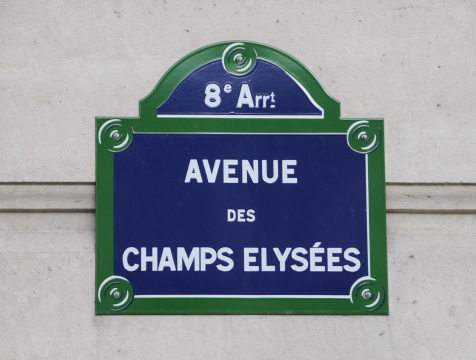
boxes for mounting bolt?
[363,291,372,299]
[113,133,120,140]
[113,291,121,299]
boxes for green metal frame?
[96,41,388,315]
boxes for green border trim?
[95,41,388,315]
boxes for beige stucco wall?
[1,0,475,359]
[1,0,475,183]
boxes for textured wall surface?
[1,0,475,182]
[1,212,475,359]
[1,0,475,359]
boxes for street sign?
[96,41,388,315]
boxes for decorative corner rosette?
[350,276,386,312]
[97,275,134,312]
[347,120,382,154]
[222,42,257,76]
[98,119,134,153]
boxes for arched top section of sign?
[139,41,340,120]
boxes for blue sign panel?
[114,133,368,297]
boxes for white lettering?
[344,247,361,272]
[310,247,325,271]
[291,247,308,272]
[177,247,199,271]
[282,160,298,184]
[261,248,276,271]
[327,248,343,272]
[262,94,270,108]
[203,160,221,183]
[242,160,259,183]
[246,209,255,222]
[200,247,217,271]
[244,247,259,271]
[273,247,291,271]
[223,159,239,183]
[217,247,234,271]
[262,160,279,184]
[185,159,298,184]
[123,247,139,271]
[184,159,203,183]
[141,247,158,271]
[204,83,221,108]
[236,84,255,108]
[158,247,176,271]
[237,209,246,222]
[227,209,236,222]
[255,94,262,108]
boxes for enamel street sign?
[96,41,388,315]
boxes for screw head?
[236,55,243,63]
[113,291,121,299]
[113,133,120,140]
[361,134,368,141]
[363,291,372,299]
